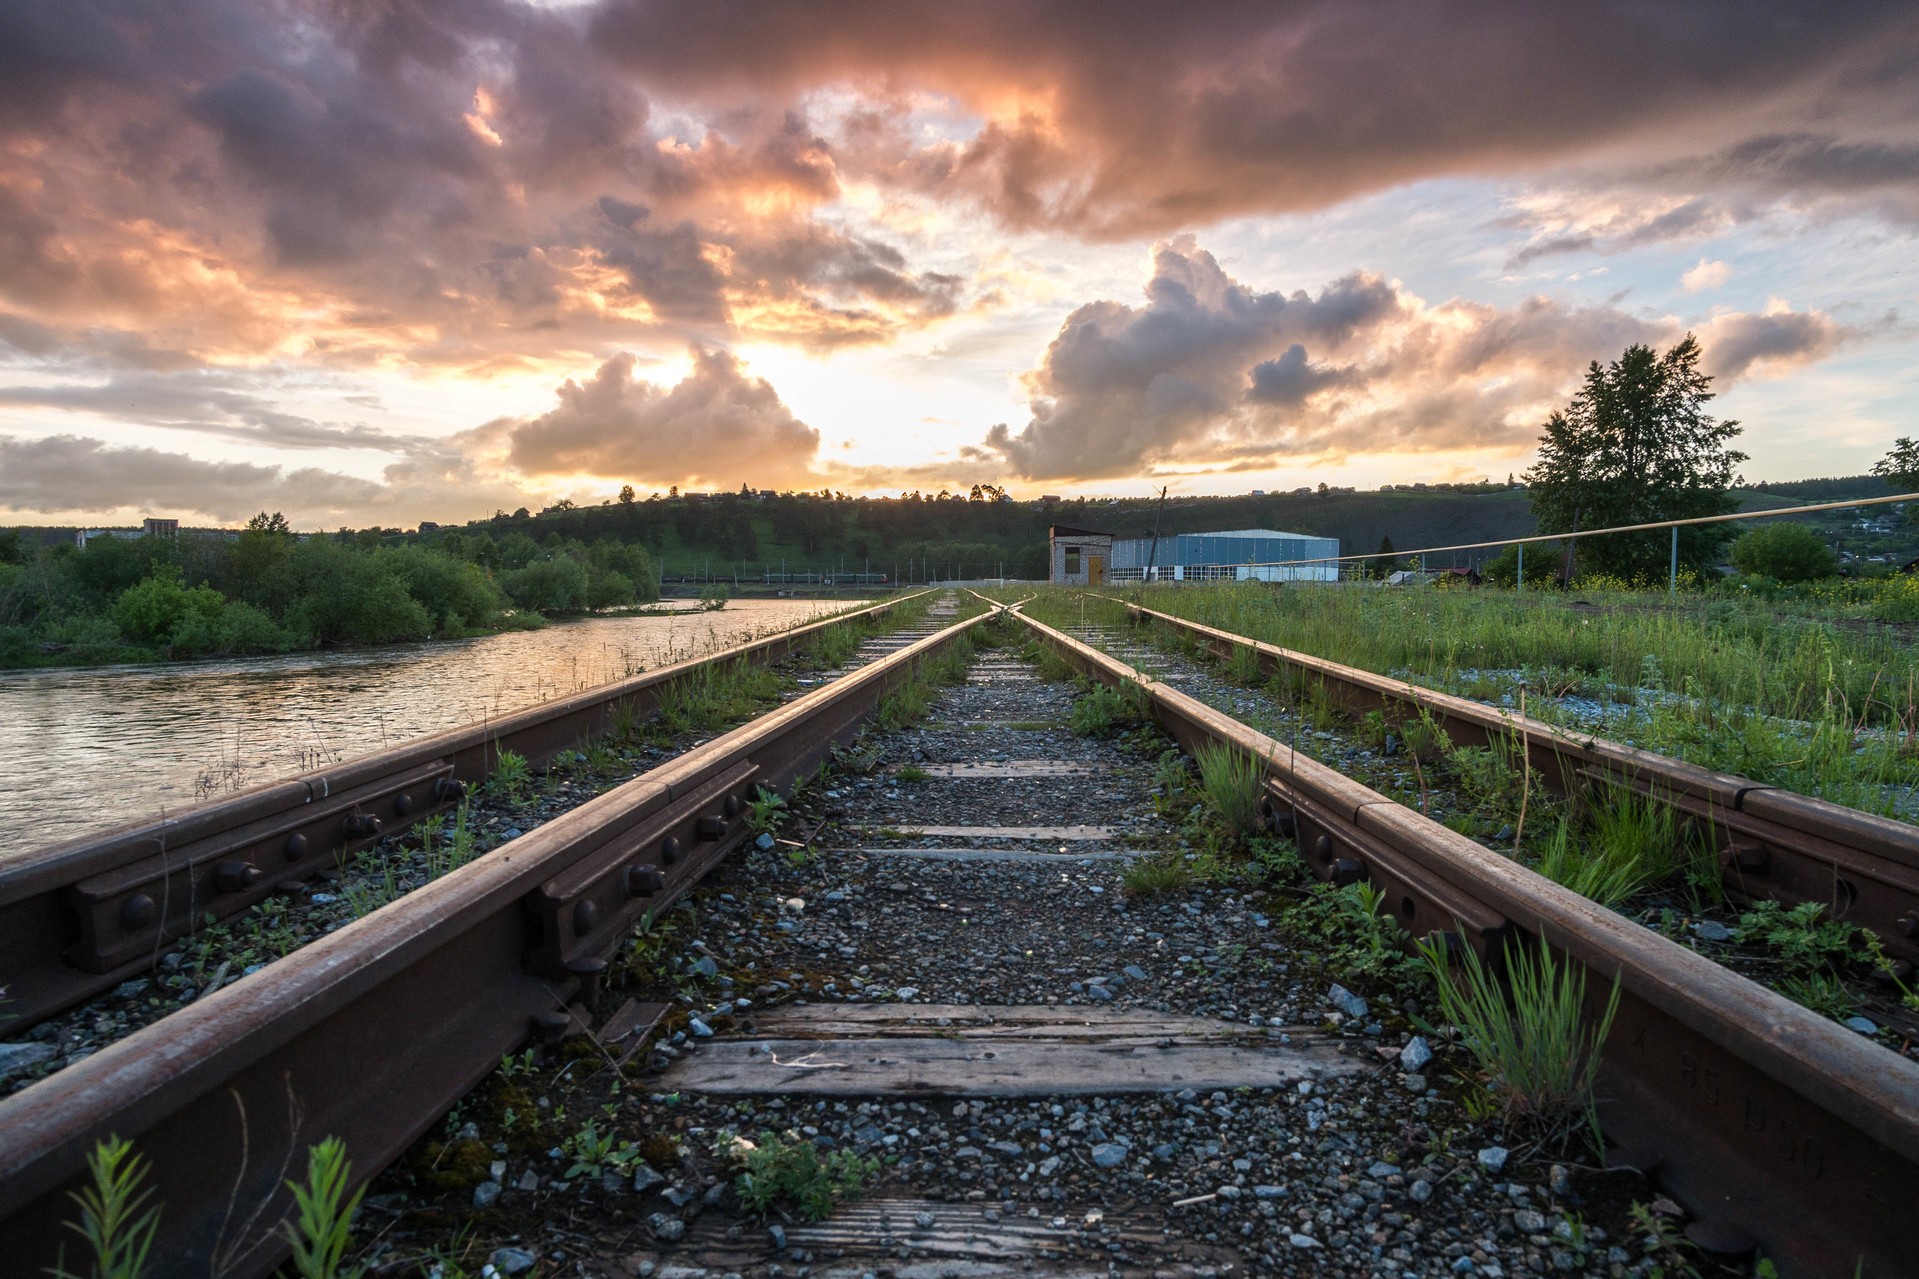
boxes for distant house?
[1048,525,1114,585]
[143,517,178,538]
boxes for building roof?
[1179,528,1324,541]
[1048,525,1114,539]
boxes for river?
[0,598,850,858]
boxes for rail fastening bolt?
[120,894,158,930]
[213,860,263,894]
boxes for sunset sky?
[2,1,1916,528]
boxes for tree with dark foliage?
[1525,335,1744,583]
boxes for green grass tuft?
[1194,741,1266,838]
[1120,852,1192,896]
[1418,933,1620,1143]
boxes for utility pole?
[1144,485,1170,588]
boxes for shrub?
[112,572,224,647]
[1730,522,1837,583]
[586,568,636,610]
[1481,543,1566,588]
[281,1137,367,1279]
[379,546,504,631]
[502,556,589,615]
[212,601,288,654]
[1121,852,1192,896]
[1068,682,1146,737]
[51,1136,159,1279]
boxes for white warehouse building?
[1108,528,1340,582]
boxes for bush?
[379,546,503,631]
[1730,523,1837,583]
[112,572,226,647]
[502,556,589,614]
[1481,543,1566,588]
[278,541,433,645]
[213,601,288,654]
[586,568,635,610]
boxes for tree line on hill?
[0,516,660,667]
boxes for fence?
[1119,490,1919,593]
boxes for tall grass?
[1531,816,1648,908]
[1194,741,1266,837]
[1023,585,1919,815]
[657,659,784,733]
[875,633,977,729]
[1419,933,1620,1142]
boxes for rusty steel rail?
[1012,605,1919,1279]
[1111,598,1919,966]
[0,593,930,1029]
[0,599,996,1277]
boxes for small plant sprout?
[894,764,930,784]
[52,1136,160,1279]
[563,1120,639,1179]
[727,1130,880,1221]
[1067,681,1148,737]
[1418,932,1621,1145]
[488,748,531,804]
[281,1137,366,1279]
[745,786,788,835]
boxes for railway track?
[0,594,1911,1276]
[0,594,982,1275]
[0,593,930,1032]
[1003,603,1917,1278]
[1104,597,1919,968]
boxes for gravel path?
[363,633,1701,1279]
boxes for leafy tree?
[1368,535,1398,579]
[1525,335,1744,583]
[502,556,589,614]
[1871,438,1919,523]
[1730,522,1838,583]
[618,484,636,505]
[246,511,292,534]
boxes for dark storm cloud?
[0,0,1906,378]
[591,0,1919,238]
[0,0,977,377]
[506,347,822,487]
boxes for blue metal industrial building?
[1107,528,1340,582]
